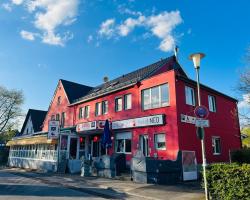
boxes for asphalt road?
[0,170,105,200]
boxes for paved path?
[0,170,105,200]
[0,168,204,200]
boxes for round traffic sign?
[194,105,209,119]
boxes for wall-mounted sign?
[77,121,96,132]
[195,119,210,127]
[112,114,165,130]
[181,114,196,124]
[48,120,60,139]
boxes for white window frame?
[124,94,132,110]
[208,95,216,112]
[185,86,196,106]
[212,136,221,155]
[142,83,169,110]
[84,105,90,118]
[95,102,102,116]
[115,97,123,112]
[102,100,108,114]
[154,133,166,150]
[115,132,132,154]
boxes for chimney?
[103,76,109,83]
[174,45,179,61]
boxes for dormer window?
[57,96,61,105]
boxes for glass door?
[139,135,149,157]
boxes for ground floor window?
[212,136,221,155]
[154,133,166,150]
[115,132,132,153]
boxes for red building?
[8,55,241,182]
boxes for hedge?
[206,163,250,200]
[230,148,250,164]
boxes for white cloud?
[10,0,79,46]
[98,19,116,38]
[11,0,23,5]
[87,35,93,43]
[98,10,183,52]
[20,30,36,41]
[2,3,12,11]
[238,94,250,109]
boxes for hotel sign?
[48,120,60,139]
[112,114,165,130]
[76,121,106,132]
[77,121,97,132]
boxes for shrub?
[230,149,250,164]
[206,163,250,200]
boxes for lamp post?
[189,53,208,200]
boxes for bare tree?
[0,86,24,133]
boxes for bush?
[230,149,250,164]
[206,163,250,200]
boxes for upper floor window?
[154,133,166,150]
[79,107,83,119]
[212,136,221,155]
[115,97,123,112]
[208,95,216,112]
[57,96,61,105]
[56,113,60,121]
[61,112,66,127]
[185,86,195,106]
[142,83,169,110]
[102,101,108,115]
[95,102,102,116]
[124,94,132,110]
[51,115,55,120]
[84,106,90,118]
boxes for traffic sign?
[195,119,209,127]
[194,105,209,119]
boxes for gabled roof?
[72,55,186,104]
[20,109,47,135]
[60,79,93,104]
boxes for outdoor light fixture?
[189,53,205,69]
[189,52,208,200]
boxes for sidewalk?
[4,168,204,200]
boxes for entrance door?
[91,139,105,158]
[139,135,149,157]
[69,137,77,159]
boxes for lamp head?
[189,53,205,69]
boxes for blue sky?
[0,0,249,114]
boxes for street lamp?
[189,53,208,200]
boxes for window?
[57,96,61,105]
[95,102,102,116]
[61,112,66,127]
[185,86,196,106]
[56,113,60,121]
[102,101,108,114]
[142,83,169,110]
[79,107,83,119]
[124,94,132,110]
[154,133,166,150]
[51,115,55,120]
[115,97,123,112]
[208,95,216,112]
[115,132,132,153]
[84,106,90,118]
[212,137,221,155]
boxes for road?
[0,170,105,200]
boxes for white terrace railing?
[9,150,58,161]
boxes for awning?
[6,135,57,146]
